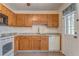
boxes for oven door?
[2,42,12,55]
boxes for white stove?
[0,36,14,56]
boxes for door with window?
[63,3,76,35]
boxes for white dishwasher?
[49,35,60,51]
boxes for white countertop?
[0,32,60,38]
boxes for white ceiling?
[5,3,63,11]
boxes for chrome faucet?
[38,26,40,34]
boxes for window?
[63,4,76,35]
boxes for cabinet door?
[39,14,48,24]
[7,11,12,26]
[48,14,59,27]
[25,14,32,26]
[19,36,31,50]
[15,36,49,51]
[16,14,25,26]
[31,36,41,50]
[1,5,7,15]
[14,36,20,51]
[0,4,2,12]
[41,36,48,50]
[32,14,48,24]
[11,13,16,26]
[32,14,40,24]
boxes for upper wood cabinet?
[12,14,16,26]
[39,14,48,24]
[32,14,40,24]
[7,10,16,26]
[10,13,16,26]
[16,14,59,27]
[0,4,16,26]
[25,14,32,27]
[32,14,48,24]
[1,5,7,15]
[16,14,25,26]
[0,4,2,13]
[0,4,59,27]
[0,4,8,15]
[0,4,2,11]
[48,14,59,27]
[7,11,12,25]
[16,14,32,27]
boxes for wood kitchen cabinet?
[31,36,41,50]
[7,11,12,26]
[12,13,16,26]
[19,36,31,50]
[0,4,8,15]
[16,14,25,26]
[8,11,16,26]
[39,14,48,24]
[41,36,49,50]
[14,36,20,51]
[0,4,16,26]
[1,5,7,15]
[0,3,3,13]
[32,14,40,24]
[0,4,2,11]
[14,36,48,51]
[48,14,59,27]
[14,36,32,50]
[25,14,32,26]
[32,14,48,24]
[0,4,9,16]
[15,14,59,27]
[0,4,59,27]
[16,14,32,27]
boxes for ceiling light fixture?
[26,3,30,6]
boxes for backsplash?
[0,25,59,34]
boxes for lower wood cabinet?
[31,36,41,50]
[14,36,48,51]
[41,36,48,50]
[19,37,31,50]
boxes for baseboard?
[16,50,62,53]
[17,50,48,53]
